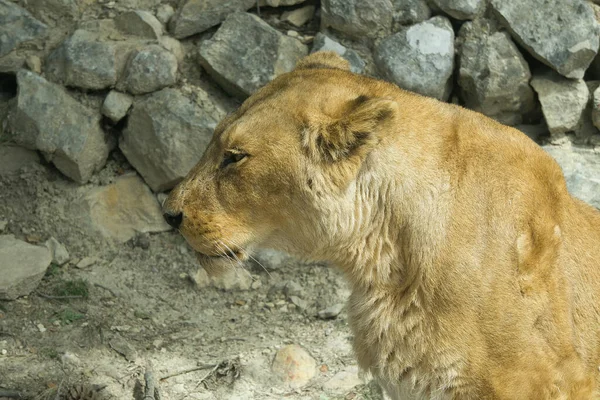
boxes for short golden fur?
[164,52,600,399]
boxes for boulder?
[199,12,307,99]
[114,10,163,39]
[490,0,600,79]
[169,0,255,39]
[0,235,51,300]
[119,88,224,192]
[429,0,485,20]
[0,0,47,58]
[45,29,122,90]
[457,19,535,125]
[321,0,393,39]
[102,90,133,123]
[120,45,178,95]
[531,71,588,136]
[8,70,109,183]
[374,16,454,101]
[311,33,365,74]
[391,0,431,27]
[76,174,171,242]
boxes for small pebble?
[317,303,344,320]
[37,323,46,333]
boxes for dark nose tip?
[163,211,183,229]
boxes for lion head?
[162,51,399,275]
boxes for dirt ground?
[0,157,385,400]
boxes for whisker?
[219,240,254,280]
[215,242,238,277]
[225,237,272,278]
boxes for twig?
[36,292,83,300]
[143,370,156,400]
[159,363,217,381]
[0,389,24,398]
[94,283,118,297]
[196,363,220,389]
[219,337,247,343]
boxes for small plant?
[45,263,61,278]
[39,347,59,360]
[52,279,89,299]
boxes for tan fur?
[164,52,600,399]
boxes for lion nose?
[163,211,183,229]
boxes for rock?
[156,4,175,25]
[109,336,138,362]
[0,220,6,232]
[0,0,47,57]
[169,0,255,39]
[0,235,51,300]
[159,36,185,64]
[374,16,454,101]
[490,0,600,79]
[322,366,364,394]
[199,12,308,99]
[543,144,600,209]
[260,0,306,5]
[37,323,47,333]
[120,45,178,95]
[76,257,98,269]
[25,55,42,74]
[530,71,588,137]
[317,303,344,320]
[282,6,315,27]
[8,70,109,183]
[272,344,317,388]
[115,10,163,39]
[252,249,290,271]
[457,19,535,126]
[192,268,253,291]
[76,174,171,242]
[119,88,223,192]
[284,281,304,298]
[101,90,133,123]
[0,145,40,175]
[27,0,80,22]
[321,0,393,39]
[592,86,600,131]
[391,0,431,27]
[45,29,121,90]
[289,295,308,310]
[311,33,366,74]
[429,0,485,20]
[44,237,70,266]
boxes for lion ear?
[295,51,351,71]
[304,96,397,164]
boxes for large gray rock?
[8,70,109,183]
[374,16,454,101]
[311,34,365,74]
[0,0,47,57]
[115,10,163,40]
[120,88,224,192]
[0,235,51,300]
[75,174,171,242]
[543,145,600,210]
[321,0,393,39]
[490,0,600,79]
[429,0,485,20]
[457,19,535,126]
[169,0,255,39]
[120,45,178,95]
[531,71,589,137]
[391,0,431,27]
[199,12,308,99]
[45,29,122,90]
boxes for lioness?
[163,52,600,399]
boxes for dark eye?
[220,151,247,169]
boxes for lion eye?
[220,151,247,169]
